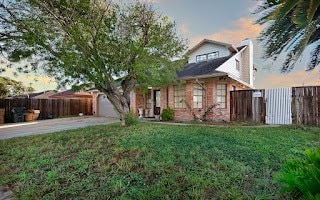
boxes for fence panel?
[265,88,292,125]
[0,98,93,122]
[230,90,265,123]
[292,86,320,125]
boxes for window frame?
[236,59,240,71]
[196,54,207,62]
[216,84,227,109]
[174,85,186,109]
[196,51,219,62]
[207,51,219,60]
[193,83,203,109]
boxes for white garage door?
[98,95,119,118]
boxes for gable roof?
[177,55,233,79]
[11,90,57,99]
[187,39,238,55]
[50,90,92,98]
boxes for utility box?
[11,107,26,123]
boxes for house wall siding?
[240,39,254,86]
[188,43,231,63]
[241,46,250,84]
[215,50,244,79]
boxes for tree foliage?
[255,0,320,72]
[0,0,187,125]
[0,76,34,98]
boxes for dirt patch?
[0,186,13,200]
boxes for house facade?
[132,38,255,121]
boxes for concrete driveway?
[0,116,119,140]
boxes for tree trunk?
[105,92,130,126]
[98,83,132,126]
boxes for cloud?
[179,23,189,35]
[255,69,320,89]
[190,18,263,46]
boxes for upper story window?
[196,51,219,62]
[207,52,219,60]
[196,54,207,62]
[236,59,240,71]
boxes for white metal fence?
[265,88,292,125]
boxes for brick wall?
[162,78,245,121]
[132,77,247,121]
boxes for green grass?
[0,123,319,199]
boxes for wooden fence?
[230,90,266,123]
[292,86,320,125]
[0,98,93,123]
[230,86,320,126]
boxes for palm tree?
[256,0,320,72]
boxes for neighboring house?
[131,38,255,121]
[31,90,57,99]
[10,90,57,99]
[49,90,92,99]
[90,89,119,118]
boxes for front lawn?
[0,123,319,199]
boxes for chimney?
[240,38,253,86]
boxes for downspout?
[196,79,207,110]
[166,86,169,108]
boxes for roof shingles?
[177,55,232,79]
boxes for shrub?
[276,149,320,199]
[161,108,174,121]
[124,112,139,126]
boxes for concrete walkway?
[0,116,119,140]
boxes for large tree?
[0,0,187,125]
[256,0,320,72]
[0,76,34,98]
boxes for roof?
[236,45,246,51]
[187,39,238,55]
[12,90,57,99]
[177,55,233,79]
[50,90,92,98]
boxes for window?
[196,51,219,62]
[174,85,186,108]
[207,52,219,60]
[216,84,227,108]
[146,91,151,109]
[193,84,203,108]
[231,85,236,91]
[196,54,207,62]
[236,59,240,71]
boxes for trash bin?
[33,110,40,120]
[0,108,4,124]
[24,109,41,122]
[24,111,33,122]
[11,107,26,123]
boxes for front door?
[154,90,161,115]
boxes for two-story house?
[131,38,254,121]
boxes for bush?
[276,149,320,199]
[124,112,139,126]
[161,108,174,121]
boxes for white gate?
[265,88,292,125]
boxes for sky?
[2,0,320,91]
